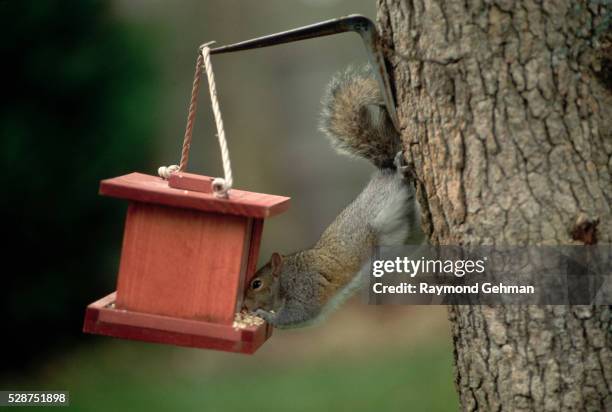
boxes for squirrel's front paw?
[253,309,278,325]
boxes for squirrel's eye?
[251,279,263,290]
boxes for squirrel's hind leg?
[394,150,416,182]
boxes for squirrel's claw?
[393,150,407,169]
[254,309,277,325]
[394,150,416,181]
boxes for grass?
[5,338,458,411]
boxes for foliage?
[0,0,157,372]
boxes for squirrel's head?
[243,252,283,312]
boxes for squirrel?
[243,66,418,328]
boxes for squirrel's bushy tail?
[319,66,400,169]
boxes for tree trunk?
[376,1,611,410]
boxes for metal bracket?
[210,14,399,132]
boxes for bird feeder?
[84,14,399,354]
[83,172,289,354]
[83,44,290,354]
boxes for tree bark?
[376,1,611,410]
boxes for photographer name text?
[372,282,535,295]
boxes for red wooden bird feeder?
[83,44,290,354]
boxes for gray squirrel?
[243,66,418,328]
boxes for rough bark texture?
[376,1,612,410]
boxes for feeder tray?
[83,172,290,354]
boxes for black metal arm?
[209,14,399,131]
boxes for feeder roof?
[100,173,290,218]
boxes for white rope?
[158,42,234,199]
[201,44,233,198]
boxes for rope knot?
[212,178,231,198]
[158,164,180,179]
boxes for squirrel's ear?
[270,253,283,277]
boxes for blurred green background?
[1,0,457,410]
